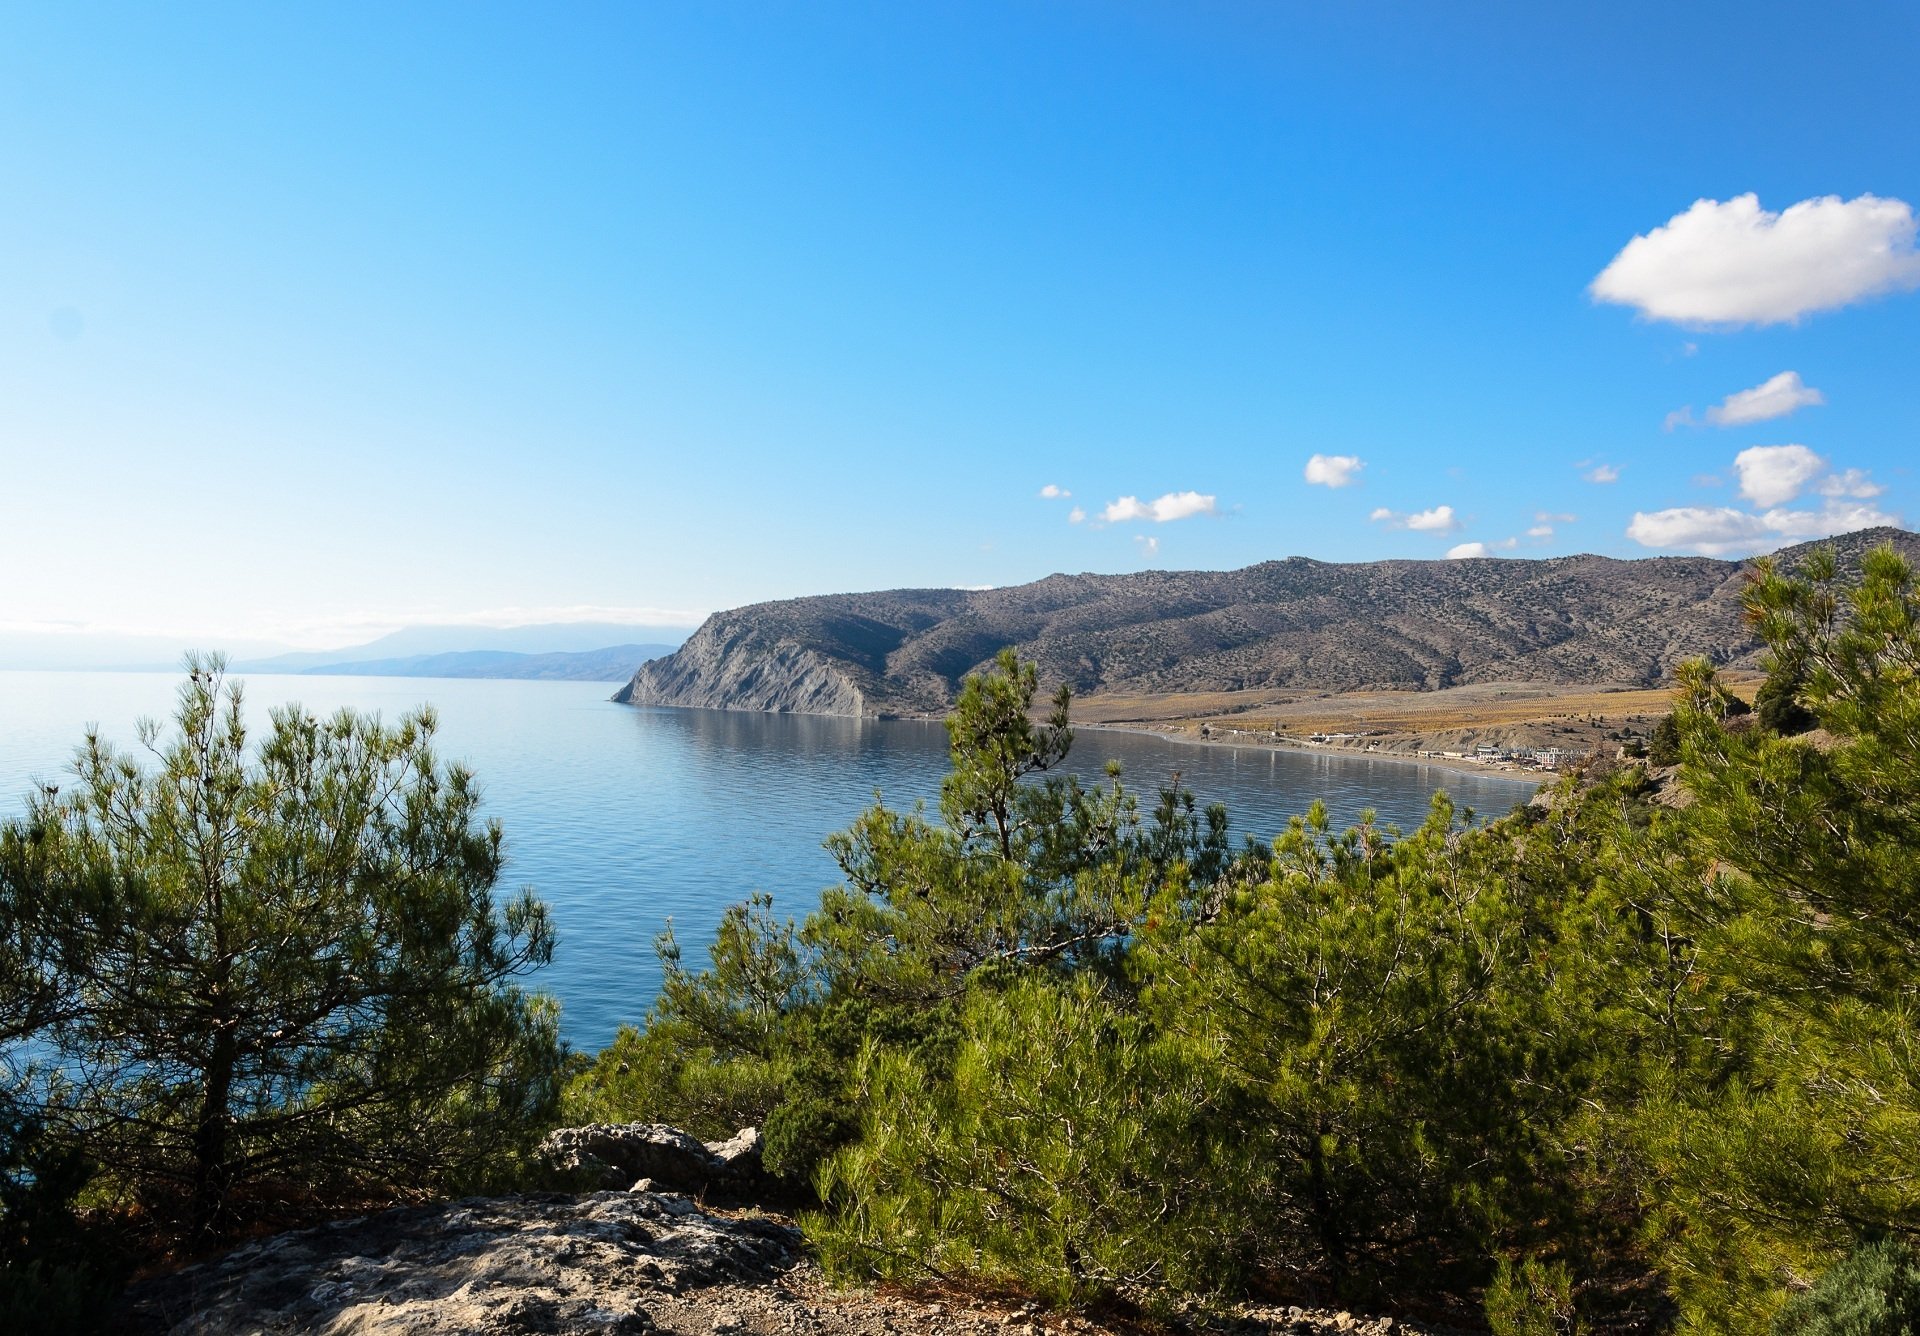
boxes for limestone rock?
[705,1126,764,1180]
[121,1191,797,1335]
[539,1123,766,1195]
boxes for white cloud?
[1304,453,1365,488]
[1537,511,1578,524]
[1818,468,1885,499]
[1371,504,1459,534]
[1447,542,1491,559]
[1627,498,1899,556]
[1590,192,1920,326]
[1135,535,1160,558]
[1584,464,1620,484]
[1663,407,1696,432]
[1101,490,1218,523]
[1625,507,1771,555]
[1066,506,1086,524]
[1734,444,1825,507]
[1706,370,1825,426]
[1038,484,1071,499]
[1527,525,1555,539]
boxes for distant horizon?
[8,520,1910,671]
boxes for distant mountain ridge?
[615,528,1920,718]
[277,644,676,683]
[242,621,690,674]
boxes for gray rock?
[538,1122,767,1195]
[121,1191,797,1335]
[705,1125,765,1179]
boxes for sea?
[0,671,1539,1051]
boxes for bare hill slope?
[616,528,1920,718]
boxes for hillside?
[616,528,1920,717]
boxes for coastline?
[1079,720,1548,788]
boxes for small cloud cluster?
[1446,537,1519,560]
[1707,370,1824,426]
[1038,483,1086,524]
[1590,192,1920,326]
[1671,370,1825,431]
[1625,500,1897,557]
[1582,462,1620,484]
[1370,504,1458,534]
[1103,491,1218,524]
[1629,448,1896,555]
[1304,453,1365,488]
[1528,511,1577,540]
[1820,468,1884,500]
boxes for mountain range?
[255,644,677,683]
[1,621,692,677]
[615,528,1920,718]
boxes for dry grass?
[1071,676,1762,757]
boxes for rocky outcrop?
[121,1124,1463,1336]
[121,1190,797,1335]
[615,629,872,717]
[537,1123,766,1196]
[121,1189,1464,1335]
[615,528,1920,719]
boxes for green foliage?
[1646,711,1682,766]
[1485,1256,1585,1336]
[1772,1239,1920,1336]
[564,892,809,1140]
[807,647,1156,1006]
[0,1116,121,1334]
[1138,797,1586,1299]
[1753,655,1817,735]
[0,657,564,1235]
[1633,544,1920,1330]
[811,973,1239,1308]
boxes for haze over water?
[0,671,1537,1049]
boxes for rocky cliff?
[616,528,1920,718]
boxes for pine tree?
[1637,544,1920,1330]
[1,656,564,1235]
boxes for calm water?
[0,671,1536,1049]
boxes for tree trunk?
[1307,1124,1348,1296]
[191,1009,237,1238]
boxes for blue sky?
[4,1,1916,649]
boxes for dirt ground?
[1070,677,1760,771]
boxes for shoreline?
[1079,721,1548,788]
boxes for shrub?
[1485,1256,1585,1336]
[1772,1239,1920,1336]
